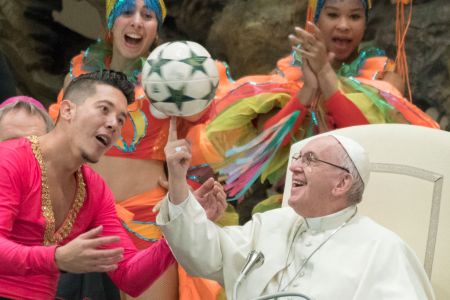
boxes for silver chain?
[277,207,358,292]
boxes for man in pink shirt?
[0,70,192,299]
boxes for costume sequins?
[28,136,86,246]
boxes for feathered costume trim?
[76,39,143,84]
[206,47,438,202]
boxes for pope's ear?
[333,173,353,196]
[59,100,75,120]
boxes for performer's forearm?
[297,85,317,106]
[108,239,176,297]
[325,91,369,127]
[0,237,59,276]
[318,63,339,99]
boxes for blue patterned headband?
[311,0,372,23]
[106,0,167,30]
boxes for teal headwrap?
[106,0,166,30]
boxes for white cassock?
[157,191,435,300]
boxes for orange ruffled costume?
[196,47,439,201]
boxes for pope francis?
[157,120,435,300]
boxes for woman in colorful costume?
[201,0,439,203]
[49,1,223,299]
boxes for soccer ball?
[142,40,219,117]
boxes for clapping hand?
[289,32,318,92]
[289,22,340,102]
[292,22,334,74]
[289,26,320,106]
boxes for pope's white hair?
[336,143,365,205]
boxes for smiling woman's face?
[112,0,158,61]
[316,0,366,62]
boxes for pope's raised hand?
[164,117,191,204]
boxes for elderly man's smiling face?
[288,136,351,217]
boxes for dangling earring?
[106,29,113,42]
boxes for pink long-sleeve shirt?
[0,138,175,300]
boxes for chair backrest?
[282,124,450,299]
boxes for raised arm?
[291,23,339,100]
[157,118,260,286]
[289,23,370,127]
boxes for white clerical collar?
[303,205,357,232]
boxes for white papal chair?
[281,124,450,299]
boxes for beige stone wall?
[52,0,103,40]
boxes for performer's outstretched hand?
[193,177,227,221]
[164,117,191,204]
[55,226,124,273]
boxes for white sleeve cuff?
[168,194,190,220]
